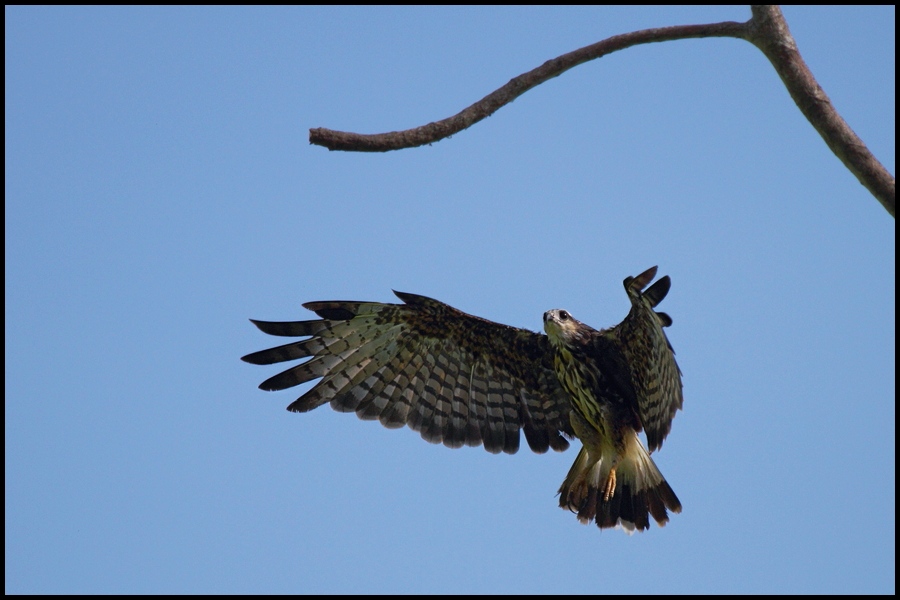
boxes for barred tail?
[558,434,681,533]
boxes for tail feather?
[558,435,681,533]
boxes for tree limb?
[744,6,894,216]
[309,6,894,217]
[309,20,749,152]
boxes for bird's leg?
[602,467,617,502]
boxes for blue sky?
[5,6,894,594]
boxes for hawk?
[242,266,684,532]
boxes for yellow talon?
[603,468,617,502]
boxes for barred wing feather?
[242,292,574,454]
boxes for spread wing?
[242,291,574,455]
[609,266,684,452]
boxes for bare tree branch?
[309,6,895,217]
[309,20,749,152]
[745,6,894,216]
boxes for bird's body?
[543,266,682,529]
[243,266,683,532]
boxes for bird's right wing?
[242,292,574,454]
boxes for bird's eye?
[559,310,570,321]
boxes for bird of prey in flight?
[242,266,684,532]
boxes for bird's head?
[543,309,589,346]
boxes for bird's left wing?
[242,291,574,454]
[610,267,684,453]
